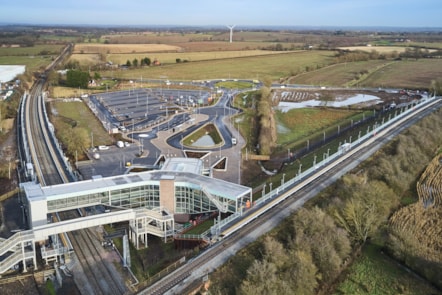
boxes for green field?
[0,44,64,73]
[99,50,335,81]
[51,100,113,147]
[334,244,441,295]
[289,60,389,87]
[276,108,360,145]
[0,55,53,72]
[0,44,64,56]
[360,58,442,89]
[106,50,294,65]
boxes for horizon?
[0,23,441,33]
[1,0,441,29]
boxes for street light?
[262,184,266,198]
[281,173,285,190]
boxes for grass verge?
[334,243,440,295]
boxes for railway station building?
[21,158,252,247]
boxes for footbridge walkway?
[0,207,174,276]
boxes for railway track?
[23,44,131,294]
[25,79,65,185]
[143,98,442,294]
[63,210,128,295]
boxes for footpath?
[125,112,244,185]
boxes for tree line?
[125,57,151,67]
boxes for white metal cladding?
[23,170,252,221]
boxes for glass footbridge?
[0,158,251,275]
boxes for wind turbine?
[226,25,236,43]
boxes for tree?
[66,70,89,89]
[262,236,290,269]
[142,57,151,66]
[275,43,283,51]
[126,60,131,67]
[132,58,138,67]
[292,207,351,284]
[286,250,318,295]
[430,78,442,96]
[239,260,283,295]
[334,198,379,243]
[257,86,276,155]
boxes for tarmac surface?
[78,107,243,185]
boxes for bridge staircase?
[0,231,36,276]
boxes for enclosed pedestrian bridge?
[0,158,251,275]
[22,158,252,229]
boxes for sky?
[1,0,441,28]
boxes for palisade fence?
[209,95,439,237]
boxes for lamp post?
[282,173,285,190]
[132,118,135,140]
[238,150,241,185]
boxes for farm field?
[0,55,53,72]
[0,44,64,56]
[102,30,319,45]
[0,44,64,72]
[290,58,442,89]
[360,58,442,89]
[106,49,295,65]
[73,43,182,54]
[288,60,389,87]
[101,32,215,44]
[99,50,335,81]
[338,45,412,53]
[70,49,298,66]
[171,41,293,52]
[68,53,102,65]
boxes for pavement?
[145,114,245,183]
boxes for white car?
[98,145,109,151]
